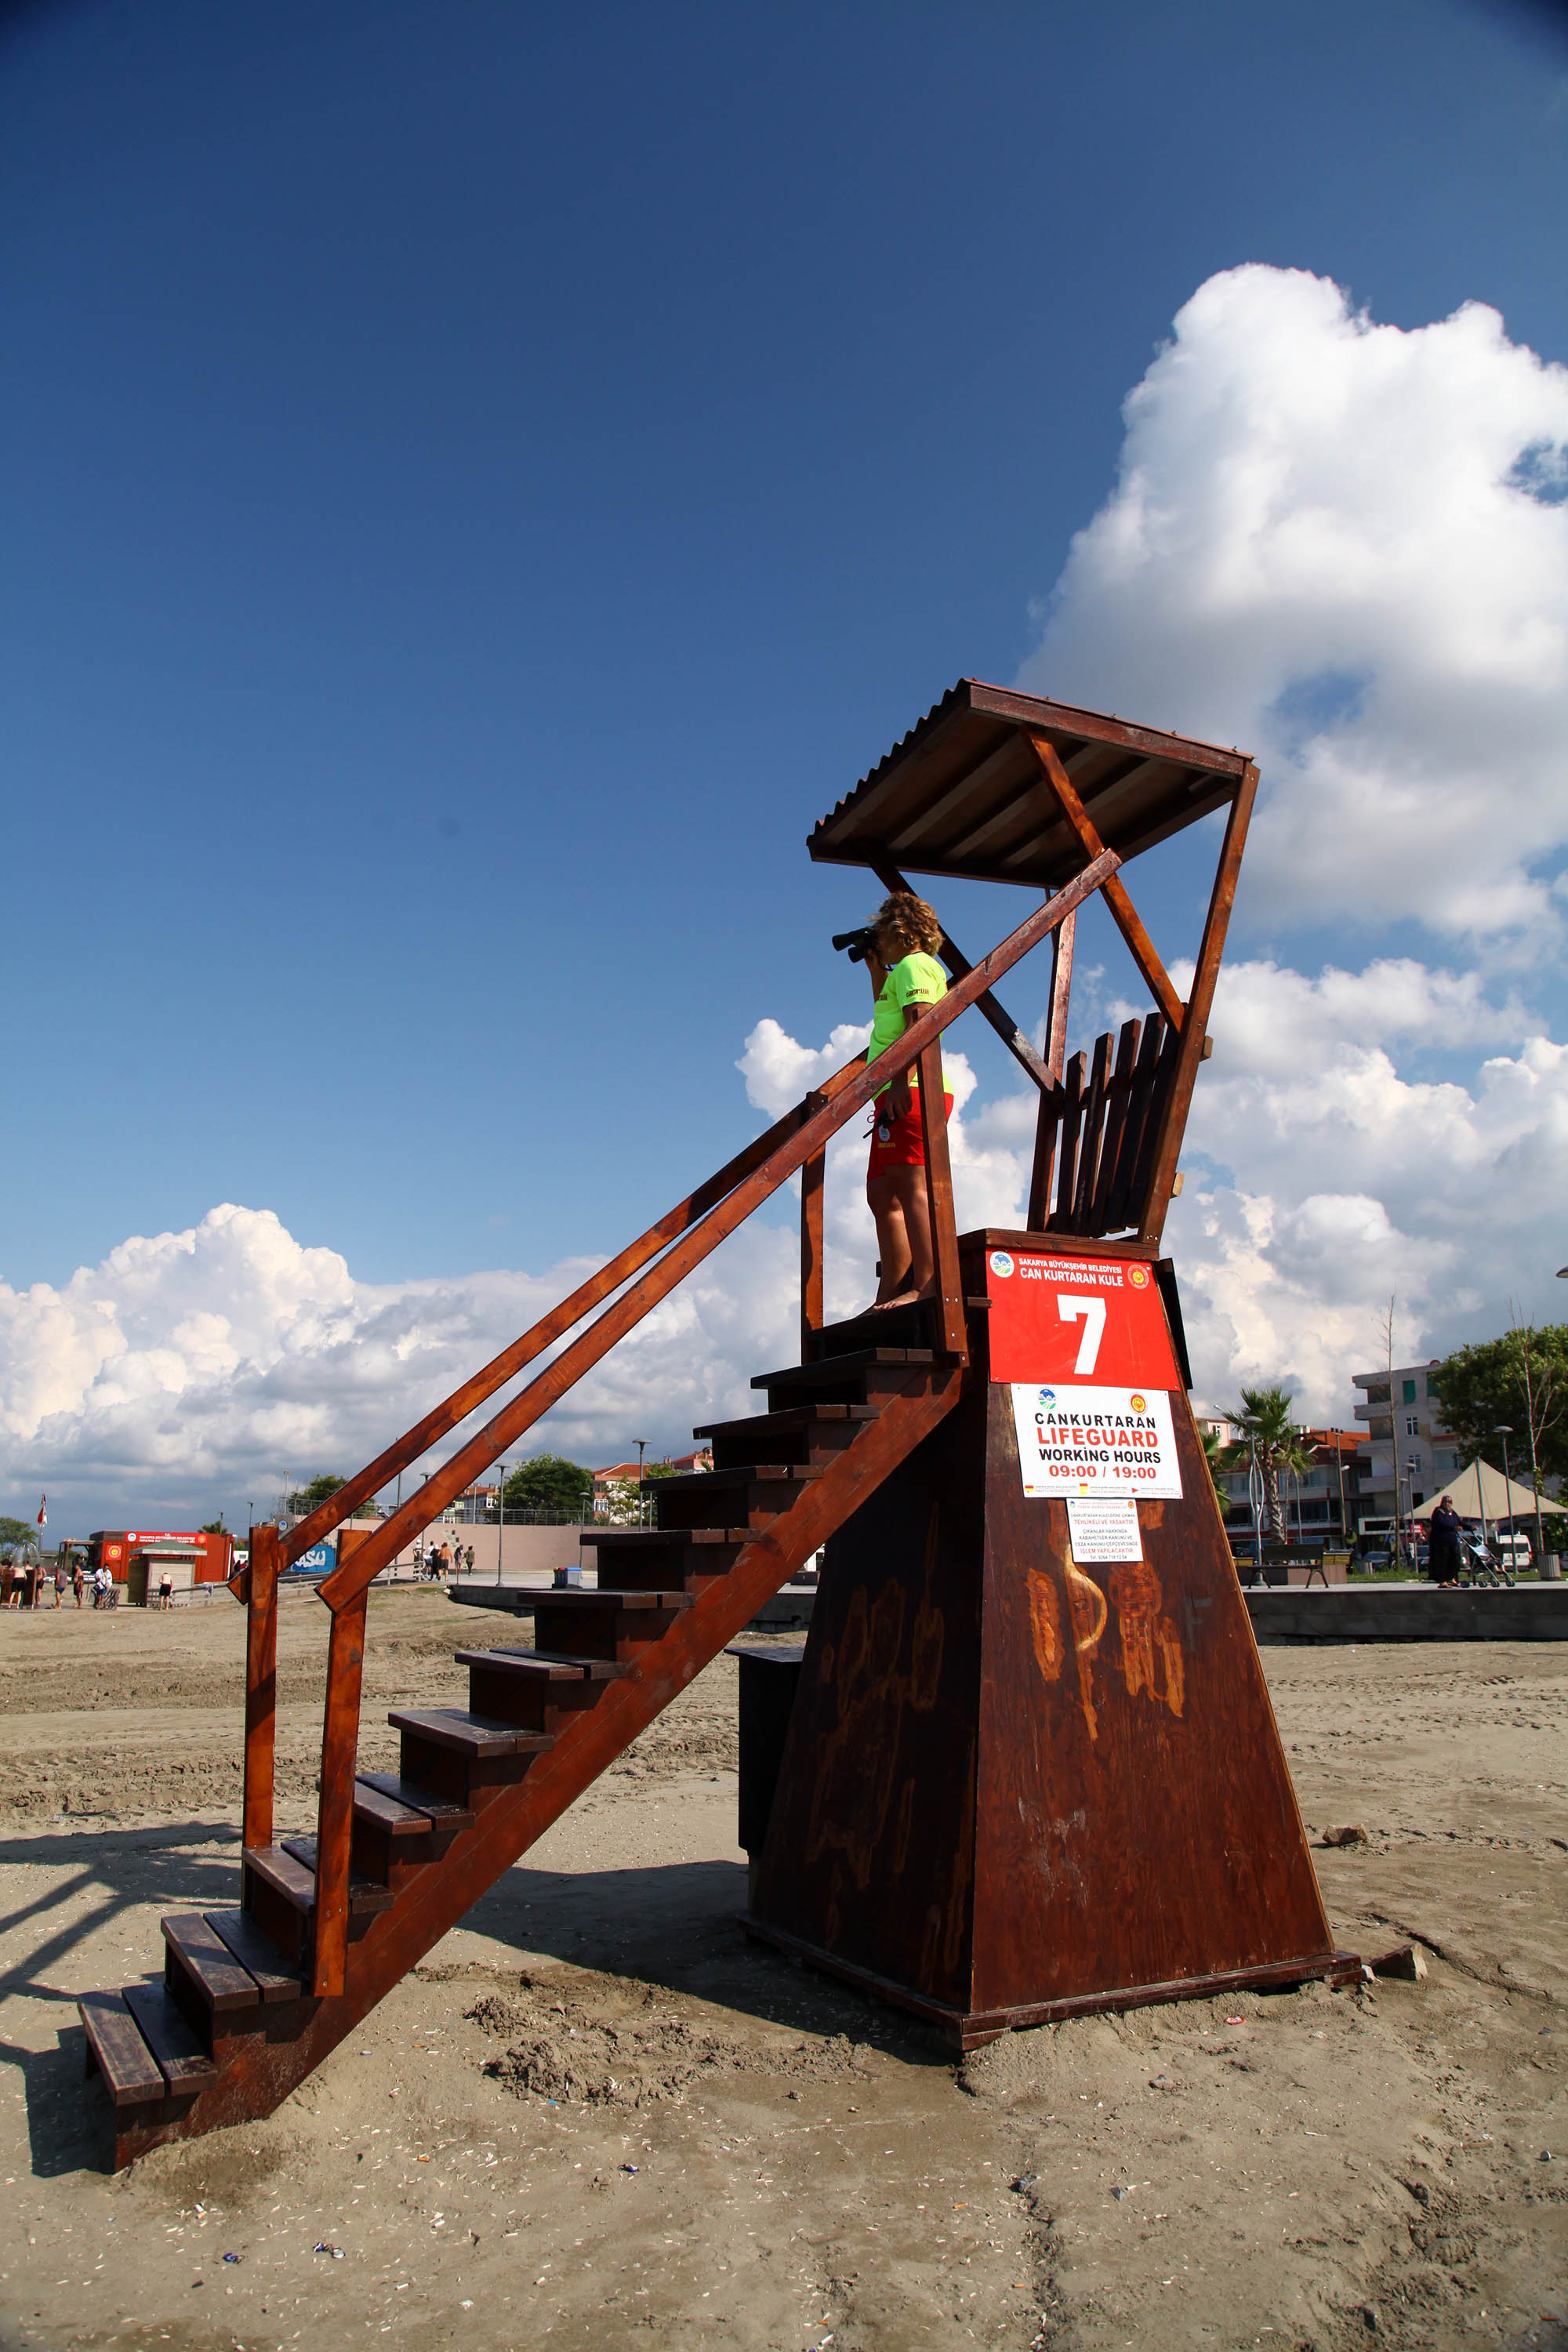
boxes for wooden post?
[312,1586,369,1997]
[1026,910,1075,1230]
[1138,764,1258,1244]
[241,1526,279,1853]
[800,1111,825,1363]
[1027,734,1185,1034]
[917,1041,967,1363]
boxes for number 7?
[1058,1293,1106,1376]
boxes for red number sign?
[985,1248,1179,1388]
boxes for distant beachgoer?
[53,1563,66,1609]
[158,1569,175,1612]
[1428,1496,1463,1587]
[72,1562,85,1608]
[463,1544,474,1573]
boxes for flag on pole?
[37,1495,46,1528]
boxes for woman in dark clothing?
[1428,1494,1463,1585]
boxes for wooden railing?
[242,848,1120,1994]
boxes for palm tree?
[1200,1423,1227,1494]
[1225,1385,1313,1544]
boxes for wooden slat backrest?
[1127,1019,1181,1226]
[1105,1012,1166,1232]
[1051,1051,1087,1230]
[1089,1018,1142,1236]
[1071,1031,1114,1230]
[1025,1084,1062,1230]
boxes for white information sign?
[1009,1382,1184,1501]
[1065,1496,1144,1564]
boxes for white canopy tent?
[1410,1460,1566,1523]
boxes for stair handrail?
[290,847,1119,1993]
[314,848,1117,1621]
[277,1063,866,1569]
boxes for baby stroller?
[1458,1533,1515,1588]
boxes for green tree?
[1432,1323,1568,1494]
[497,1454,594,1519]
[200,1517,227,1535]
[287,1472,347,1514]
[1224,1386,1312,1544]
[1200,1424,1226,1496]
[0,1515,39,1555]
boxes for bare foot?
[866,1290,920,1312]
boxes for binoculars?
[832,924,880,964]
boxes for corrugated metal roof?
[809,678,1250,891]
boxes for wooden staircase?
[80,1331,960,2167]
[71,786,1231,2166]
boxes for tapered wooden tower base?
[748,1240,1350,2048]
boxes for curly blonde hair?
[873,891,942,958]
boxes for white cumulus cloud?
[1020,264,1568,942]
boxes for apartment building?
[1213,1428,1368,1547]
[1351,1359,1463,1523]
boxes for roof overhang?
[808,678,1250,891]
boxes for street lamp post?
[1494,1425,1514,1565]
[496,1464,508,1584]
[1247,1436,1263,1584]
[635,1439,650,1529]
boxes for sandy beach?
[0,1589,1564,2352]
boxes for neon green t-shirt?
[867,951,949,1096]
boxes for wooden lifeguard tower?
[78,681,1345,2164]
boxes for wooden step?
[205,1909,304,2002]
[79,1989,163,2107]
[162,1914,263,2014]
[354,1773,475,1833]
[281,1837,397,1915]
[350,1782,442,1890]
[532,1588,696,1666]
[461,1643,631,1734]
[455,1646,630,1682]
[354,1780,437,1839]
[529,1588,696,1612]
[576,1528,743,1591]
[122,1980,218,2092]
[653,1464,820,1533]
[387,1708,554,1756]
[751,1347,935,1398]
[813,1300,934,1356]
[391,1707,555,1810]
[693,1402,877,1470]
[244,1842,318,1915]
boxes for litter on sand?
[314,2242,345,2259]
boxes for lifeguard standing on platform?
[860,891,954,1311]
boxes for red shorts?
[866,1091,953,1174]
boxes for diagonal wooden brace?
[1026,735,1185,1035]
[869,856,1053,1094]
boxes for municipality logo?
[1127,1265,1150,1289]
[1130,1392,1146,1413]
[989,1250,1014,1278]
[1038,1387,1056,1407]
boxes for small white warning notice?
[1009,1381,1183,1501]
[1065,1496,1144,1564]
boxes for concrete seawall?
[1244,1583,1568,1643]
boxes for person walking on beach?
[1428,1494,1463,1587]
[53,1560,66,1608]
[72,1559,85,1607]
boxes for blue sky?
[3,0,1567,1526]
